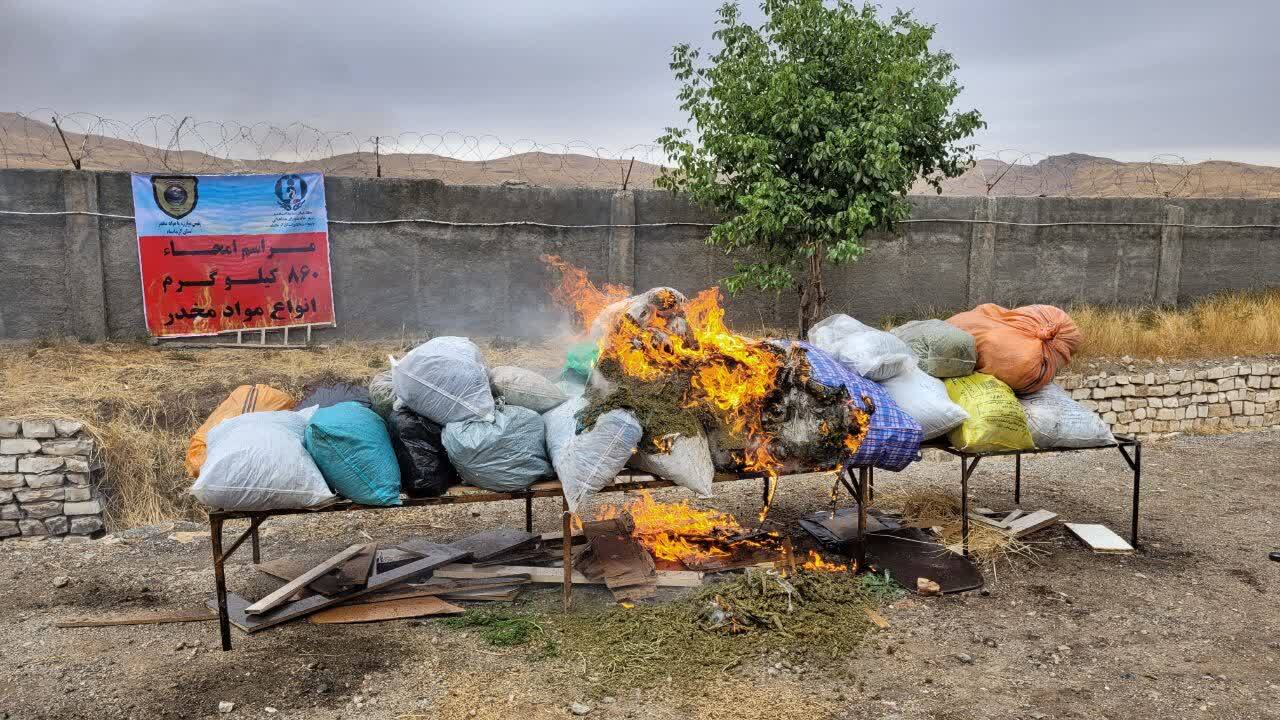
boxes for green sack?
[563,340,600,382]
[305,401,402,506]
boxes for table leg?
[525,496,534,534]
[561,497,573,611]
[1131,441,1141,548]
[210,515,232,651]
[250,518,261,564]
[1014,453,1022,505]
[960,457,980,559]
[856,467,868,570]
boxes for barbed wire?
[4,109,1280,197]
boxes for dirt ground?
[1,430,1278,720]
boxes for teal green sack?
[563,341,600,382]
[305,401,402,506]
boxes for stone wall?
[1059,361,1280,436]
[0,419,105,540]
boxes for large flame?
[540,254,630,331]
[800,549,850,572]
[596,491,761,565]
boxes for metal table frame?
[889,434,1143,557]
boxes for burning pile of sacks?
[184,298,1112,515]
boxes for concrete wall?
[1,168,1278,342]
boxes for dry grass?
[1070,289,1280,360]
[0,338,566,528]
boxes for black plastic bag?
[389,406,458,497]
[296,383,372,410]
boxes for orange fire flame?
[596,491,752,564]
[800,549,848,572]
[540,254,630,331]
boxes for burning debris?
[542,255,871,485]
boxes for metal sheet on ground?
[864,528,984,595]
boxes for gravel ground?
[1,430,1277,720]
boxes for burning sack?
[304,402,401,506]
[185,384,295,477]
[1018,383,1114,449]
[489,365,568,413]
[393,336,495,424]
[944,373,1034,452]
[878,366,969,441]
[627,428,715,498]
[795,342,923,471]
[442,404,553,492]
[890,319,977,378]
[544,396,642,512]
[589,287,691,343]
[808,314,917,381]
[389,406,458,497]
[192,410,334,511]
[947,304,1081,394]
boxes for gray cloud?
[3,0,1277,163]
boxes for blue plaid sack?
[784,341,923,471]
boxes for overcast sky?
[4,0,1279,164]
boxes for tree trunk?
[796,246,827,338]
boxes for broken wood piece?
[862,607,890,629]
[440,587,524,602]
[55,608,216,628]
[246,544,371,615]
[340,577,529,606]
[375,547,422,573]
[398,538,473,563]
[1006,510,1059,538]
[444,528,541,562]
[255,545,376,596]
[1000,509,1025,525]
[967,512,1011,531]
[307,596,464,624]
[1064,523,1134,554]
[331,543,377,590]
[213,544,468,633]
[433,563,703,587]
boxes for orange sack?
[946,304,1081,394]
[184,384,295,477]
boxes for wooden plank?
[246,544,369,615]
[212,545,469,633]
[1065,523,1134,554]
[398,538,475,563]
[967,512,1011,531]
[56,608,216,628]
[446,528,541,562]
[307,596,464,624]
[433,563,703,588]
[439,587,524,602]
[999,509,1025,525]
[1006,510,1059,538]
[345,576,530,605]
[333,544,378,589]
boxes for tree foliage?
[657,0,984,334]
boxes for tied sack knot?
[1037,326,1057,341]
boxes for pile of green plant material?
[577,358,716,453]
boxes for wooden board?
[246,544,370,614]
[212,545,469,633]
[254,545,375,597]
[968,513,1011,531]
[346,577,530,605]
[1065,523,1134,554]
[307,596,464,624]
[375,548,422,573]
[446,528,541,562]
[398,538,475,563]
[439,587,523,602]
[433,563,703,587]
[56,608,216,628]
[1000,509,1025,525]
[1006,510,1059,538]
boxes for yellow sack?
[944,373,1034,453]
[185,384,295,477]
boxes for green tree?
[657,0,984,335]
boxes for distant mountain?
[4,113,1278,196]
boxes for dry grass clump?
[1070,289,1280,360]
[0,338,567,528]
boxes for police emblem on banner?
[275,174,309,211]
[150,175,199,219]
